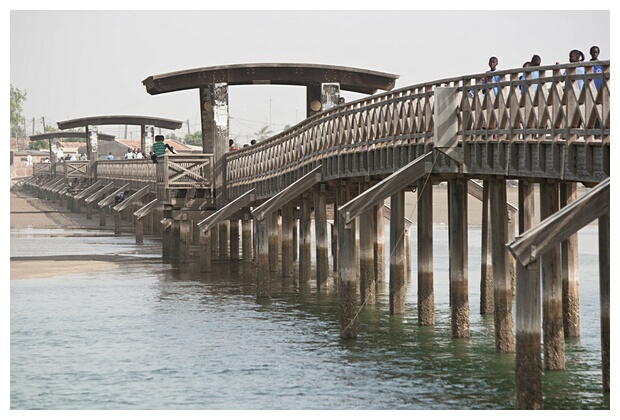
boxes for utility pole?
[124,125,128,139]
[42,117,46,132]
[269,96,272,131]
[187,120,190,136]
[32,117,35,135]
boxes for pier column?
[560,183,580,337]
[179,214,190,263]
[338,187,357,338]
[219,221,230,260]
[540,182,564,370]
[230,219,240,260]
[114,210,122,235]
[171,218,180,262]
[299,193,312,282]
[211,225,219,259]
[389,189,406,315]
[480,180,494,314]
[448,178,469,338]
[314,185,329,289]
[375,202,385,284]
[162,217,173,262]
[135,216,144,244]
[332,202,338,273]
[268,211,279,273]
[242,210,252,263]
[99,205,107,227]
[515,180,542,409]
[200,229,212,272]
[281,204,294,276]
[490,178,514,352]
[254,214,270,299]
[86,201,93,220]
[360,183,376,305]
[417,178,434,325]
[598,211,610,392]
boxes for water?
[10,224,609,410]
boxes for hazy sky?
[8,6,613,145]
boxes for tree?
[184,131,203,146]
[10,85,27,138]
[254,125,273,141]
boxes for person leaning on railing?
[151,134,176,163]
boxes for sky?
[7,5,613,146]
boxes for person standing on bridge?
[590,46,603,91]
[482,56,501,96]
[151,134,176,163]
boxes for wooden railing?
[227,61,609,192]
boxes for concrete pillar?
[560,183,580,337]
[417,178,434,325]
[254,215,270,298]
[338,187,357,338]
[360,195,376,305]
[135,217,144,244]
[242,211,252,263]
[375,202,385,284]
[389,189,406,315]
[219,221,229,259]
[230,219,240,260]
[200,229,212,273]
[448,178,469,338]
[515,180,542,409]
[281,204,294,276]
[332,202,338,272]
[299,194,312,282]
[490,179,514,352]
[314,185,329,290]
[268,212,279,273]
[540,182,564,370]
[598,211,610,392]
[179,215,191,263]
[480,180,494,314]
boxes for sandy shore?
[10,182,120,280]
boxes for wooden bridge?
[18,61,610,409]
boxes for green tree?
[254,125,273,141]
[184,131,203,146]
[10,85,27,138]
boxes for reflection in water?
[10,226,609,409]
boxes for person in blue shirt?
[567,49,585,91]
[590,46,603,91]
[106,152,114,160]
[530,54,541,94]
[519,61,531,94]
[482,56,501,96]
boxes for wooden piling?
[135,217,144,244]
[598,211,610,392]
[417,178,434,325]
[560,183,580,337]
[179,215,190,263]
[100,205,107,227]
[448,178,469,338]
[200,229,212,272]
[375,202,385,284]
[219,222,229,259]
[314,185,329,289]
[242,212,252,263]
[389,189,406,315]
[281,204,294,276]
[515,180,542,409]
[480,180,494,314]
[332,202,338,272]
[360,187,376,305]
[299,194,312,282]
[490,178,514,352]
[171,218,180,262]
[268,211,279,273]
[338,187,357,339]
[540,182,564,370]
[254,214,270,298]
[230,219,240,260]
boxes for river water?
[10,223,609,410]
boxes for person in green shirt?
[151,135,176,163]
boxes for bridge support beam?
[219,222,229,260]
[560,182,580,337]
[299,193,312,282]
[598,211,610,392]
[281,204,294,277]
[389,189,406,315]
[242,211,252,263]
[230,219,240,260]
[490,178,514,352]
[254,214,271,299]
[331,202,338,273]
[200,228,212,273]
[480,180,494,314]
[515,180,542,409]
[338,186,357,339]
[448,178,470,338]
[359,183,376,305]
[314,185,329,290]
[269,212,279,273]
[374,202,385,284]
[540,182,565,370]
[417,178,434,325]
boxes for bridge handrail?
[226,61,609,189]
